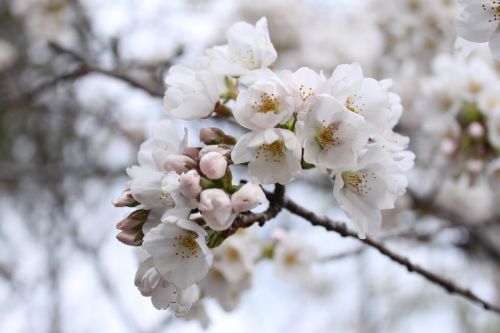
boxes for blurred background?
[1,0,500,332]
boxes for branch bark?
[275,192,500,315]
[48,42,164,97]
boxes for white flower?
[142,216,213,288]
[280,67,326,114]
[231,128,302,184]
[207,17,277,76]
[326,64,401,138]
[231,183,267,213]
[129,169,193,218]
[456,0,500,60]
[199,152,227,180]
[296,94,369,172]
[273,229,317,280]
[135,120,187,172]
[211,230,259,283]
[437,174,495,223]
[199,269,251,312]
[199,189,236,231]
[179,170,202,199]
[326,63,364,104]
[332,145,408,238]
[233,72,294,131]
[135,256,200,314]
[478,85,500,112]
[164,57,222,120]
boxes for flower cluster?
[411,54,500,222]
[456,0,500,61]
[114,17,413,314]
[113,119,268,314]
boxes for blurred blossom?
[0,39,17,70]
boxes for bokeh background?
[1,0,500,332]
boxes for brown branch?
[48,42,164,97]
[220,184,285,239]
[276,194,500,315]
[409,191,500,265]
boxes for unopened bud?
[199,189,235,231]
[179,170,202,198]
[164,155,197,173]
[200,151,227,179]
[199,145,232,159]
[231,183,267,213]
[467,122,485,138]
[116,229,143,246]
[200,127,236,145]
[113,185,138,207]
[183,147,201,162]
[440,138,456,155]
[116,209,150,230]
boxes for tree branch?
[48,42,164,97]
[220,184,285,239]
[276,193,500,315]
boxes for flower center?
[173,233,199,259]
[231,49,257,68]
[298,84,314,102]
[342,171,374,194]
[316,122,340,151]
[284,251,299,266]
[483,2,500,22]
[255,140,286,163]
[346,95,363,114]
[226,247,240,261]
[160,192,176,208]
[253,92,279,113]
[468,81,482,94]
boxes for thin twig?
[320,246,366,262]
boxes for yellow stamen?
[255,140,286,163]
[172,233,199,259]
[316,122,340,151]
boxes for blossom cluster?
[114,17,413,315]
[410,53,500,222]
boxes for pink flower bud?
[230,183,267,213]
[199,151,227,179]
[467,122,485,138]
[200,127,225,145]
[440,138,456,155]
[113,183,137,207]
[199,189,236,231]
[116,230,143,246]
[116,209,150,230]
[199,145,232,159]
[199,127,236,145]
[179,170,202,198]
[163,155,197,173]
[183,147,201,162]
[116,217,143,231]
